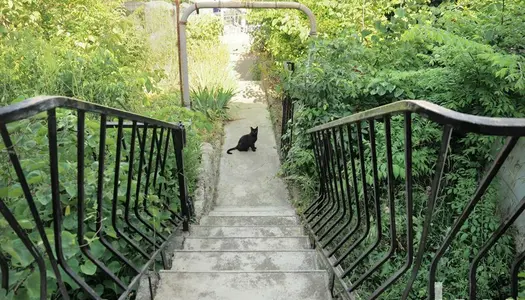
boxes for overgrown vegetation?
[191,87,235,120]
[0,0,227,298]
[249,0,525,298]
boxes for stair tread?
[208,211,296,217]
[183,237,309,251]
[171,251,317,271]
[155,271,330,300]
[200,216,299,226]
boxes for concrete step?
[155,271,330,300]
[208,211,296,217]
[183,237,310,251]
[200,216,298,226]
[190,226,304,237]
[212,206,295,212]
[171,250,317,272]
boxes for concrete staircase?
[154,41,331,299]
[155,205,331,300]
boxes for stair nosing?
[184,236,308,239]
[191,225,304,227]
[159,270,328,274]
[172,249,316,253]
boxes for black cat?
[227,127,258,154]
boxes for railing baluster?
[511,251,525,299]
[305,131,329,221]
[152,128,165,193]
[317,127,348,241]
[0,251,7,290]
[77,112,128,290]
[428,136,519,298]
[328,123,361,258]
[0,123,70,299]
[469,195,525,298]
[157,131,183,224]
[123,121,155,257]
[108,117,144,268]
[401,124,453,299]
[334,121,371,268]
[304,131,327,217]
[367,112,414,298]
[172,126,190,231]
[134,124,166,244]
[0,200,46,299]
[48,109,100,298]
[311,130,338,229]
[313,129,341,232]
[321,124,355,247]
[342,119,383,287]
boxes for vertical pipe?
[174,0,185,107]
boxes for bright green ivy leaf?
[80,260,97,276]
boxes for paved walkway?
[154,30,330,300]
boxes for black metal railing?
[303,100,525,299]
[280,94,294,159]
[0,96,192,299]
[280,61,296,160]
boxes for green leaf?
[25,271,41,299]
[90,241,105,259]
[80,260,97,275]
[2,240,34,268]
[394,88,404,98]
[361,29,372,38]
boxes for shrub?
[190,86,235,120]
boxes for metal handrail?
[301,100,525,299]
[307,100,525,135]
[0,96,191,299]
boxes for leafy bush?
[0,0,225,298]
[250,0,525,298]
[191,87,235,120]
[187,14,224,45]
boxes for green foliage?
[0,1,225,298]
[191,87,235,120]
[187,14,224,46]
[252,0,525,298]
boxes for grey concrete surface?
[216,103,290,207]
[183,237,309,251]
[208,210,297,217]
[171,251,317,271]
[189,225,305,237]
[200,215,299,226]
[155,271,330,300]
[153,29,330,300]
[211,205,295,212]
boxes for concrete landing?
[216,102,289,207]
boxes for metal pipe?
[179,1,318,107]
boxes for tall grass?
[189,40,237,91]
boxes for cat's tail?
[226,147,237,154]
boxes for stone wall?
[497,137,525,251]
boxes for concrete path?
[154,30,330,300]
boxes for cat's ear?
[250,127,254,130]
